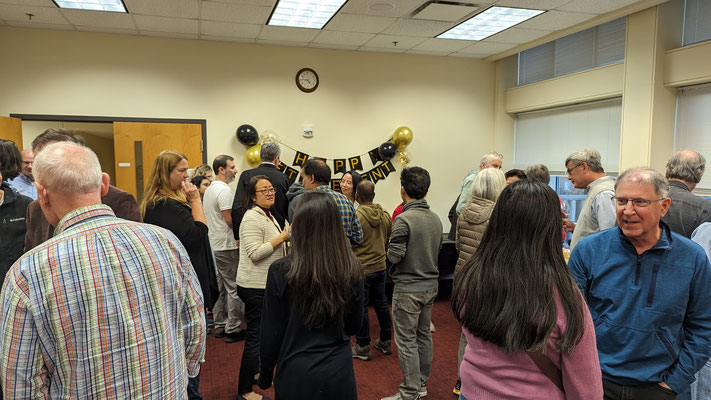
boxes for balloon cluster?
[378,126,413,166]
[236,124,280,167]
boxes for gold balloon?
[399,151,410,166]
[392,126,413,150]
[245,144,261,167]
[260,130,280,144]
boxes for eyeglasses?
[256,187,275,195]
[566,164,582,175]
[612,197,665,208]
[491,152,504,160]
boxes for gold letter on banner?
[371,167,385,183]
[361,171,371,181]
[293,151,309,167]
[368,148,380,164]
[284,166,300,184]
[334,159,346,174]
[348,156,363,171]
[277,161,287,173]
[330,179,341,191]
[380,160,394,176]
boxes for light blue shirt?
[7,174,36,200]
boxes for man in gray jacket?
[662,150,711,238]
[382,167,442,400]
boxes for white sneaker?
[381,392,422,400]
[430,321,436,332]
[419,384,427,397]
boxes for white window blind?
[675,84,711,189]
[514,98,622,174]
[684,0,711,46]
[518,18,626,85]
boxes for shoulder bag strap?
[526,351,564,393]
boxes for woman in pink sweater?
[451,180,603,400]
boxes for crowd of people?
[1,128,711,400]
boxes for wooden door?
[0,116,23,149]
[113,122,203,203]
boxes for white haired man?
[564,148,616,250]
[454,153,503,215]
[569,167,711,400]
[0,142,206,398]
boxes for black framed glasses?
[612,197,664,208]
[256,187,275,195]
[566,164,582,175]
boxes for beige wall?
[0,27,496,228]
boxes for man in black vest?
[231,142,290,242]
[662,150,711,238]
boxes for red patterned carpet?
[201,288,460,400]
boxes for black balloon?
[237,124,259,146]
[378,142,397,160]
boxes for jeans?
[603,379,678,400]
[213,250,244,334]
[237,286,265,395]
[187,372,201,400]
[690,358,711,400]
[355,270,392,346]
[392,285,438,399]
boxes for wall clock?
[296,68,319,93]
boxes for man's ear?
[35,182,48,205]
[100,173,110,197]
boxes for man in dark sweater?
[662,150,711,237]
[383,167,442,400]
[231,141,290,242]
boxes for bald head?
[356,180,375,204]
[20,149,34,180]
[34,142,103,195]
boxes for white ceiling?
[0,0,646,58]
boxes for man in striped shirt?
[0,142,206,399]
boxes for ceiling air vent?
[411,1,479,22]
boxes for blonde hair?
[469,167,506,202]
[189,164,212,181]
[140,150,188,216]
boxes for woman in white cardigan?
[236,175,290,400]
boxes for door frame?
[9,113,208,164]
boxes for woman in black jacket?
[140,150,219,400]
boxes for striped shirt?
[315,185,363,245]
[0,204,206,399]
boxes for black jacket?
[662,180,711,238]
[231,163,290,240]
[0,184,32,285]
[143,198,219,308]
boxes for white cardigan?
[237,206,286,289]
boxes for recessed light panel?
[268,0,347,29]
[54,0,127,13]
[437,6,544,41]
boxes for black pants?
[237,286,265,395]
[355,269,392,346]
[603,379,677,400]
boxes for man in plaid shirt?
[0,142,205,399]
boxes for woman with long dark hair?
[452,180,602,399]
[258,191,363,400]
[340,170,362,206]
[236,175,290,400]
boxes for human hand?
[562,218,576,232]
[182,181,200,202]
[280,226,291,242]
[658,382,674,391]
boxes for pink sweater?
[460,292,603,400]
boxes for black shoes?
[225,330,247,343]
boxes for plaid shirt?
[315,185,363,245]
[0,204,205,399]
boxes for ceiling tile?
[204,0,275,6]
[557,0,639,14]
[312,30,374,46]
[484,27,552,44]
[258,25,319,42]
[405,49,450,56]
[75,25,139,35]
[0,0,54,6]
[412,3,479,22]
[0,4,70,24]
[494,0,572,9]
[201,20,261,38]
[411,37,474,52]
[200,34,255,43]
[142,30,198,39]
[255,39,308,47]
[458,41,516,54]
[6,21,75,30]
[61,9,136,29]
[358,46,406,54]
[134,15,197,34]
[325,13,396,33]
[381,18,454,37]
[516,10,595,30]
[124,0,199,19]
[339,0,426,18]
[201,1,271,24]
[308,42,359,51]
[363,33,425,49]
[450,52,487,58]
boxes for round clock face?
[296,68,319,93]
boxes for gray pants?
[392,286,438,399]
[212,249,244,333]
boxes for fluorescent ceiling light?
[437,6,544,41]
[268,0,347,29]
[54,0,127,13]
